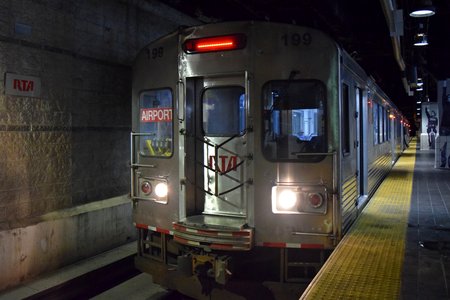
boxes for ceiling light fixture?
[409,0,436,17]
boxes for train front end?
[131,22,340,298]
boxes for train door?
[391,110,396,162]
[354,87,361,195]
[356,87,368,209]
[183,74,249,225]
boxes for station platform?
[301,138,450,299]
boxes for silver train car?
[131,21,409,298]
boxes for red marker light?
[141,181,152,195]
[308,193,323,208]
[183,34,246,54]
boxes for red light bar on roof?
[183,34,246,54]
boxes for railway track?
[20,253,193,300]
[23,255,139,300]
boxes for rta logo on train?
[208,155,238,173]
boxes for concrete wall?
[0,0,198,291]
[0,196,134,291]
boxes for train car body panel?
[131,32,181,232]
[130,21,409,299]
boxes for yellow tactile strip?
[301,140,416,299]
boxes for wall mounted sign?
[4,73,41,97]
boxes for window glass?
[373,102,379,144]
[202,87,246,136]
[384,108,386,141]
[262,80,327,162]
[386,111,390,140]
[139,89,173,157]
[342,83,350,155]
[379,105,384,143]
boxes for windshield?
[262,80,327,162]
[139,88,173,157]
[202,86,246,136]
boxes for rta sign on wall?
[4,73,41,97]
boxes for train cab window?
[202,86,246,136]
[262,80,327,162]
[139,88,173,157]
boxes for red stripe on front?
[156,227,171,234]
[232,231,251,237]
[262,242,286,248]
[173,223,250,237]
[210,243,235,250]
[174,235,190,244]
[135,223,171,235]
[173,224,188,231]
[196,229,214,235]
[135,223,149,229]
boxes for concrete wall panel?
[0,196,134,291]
[0,0,199,291]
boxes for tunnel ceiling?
[160,0,450,122]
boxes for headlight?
[278,190,298,210]
[155,182,168,198]
[137,177,168,204]
[272,186,299,214]
[272,185,327,214]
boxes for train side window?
[383,108,386,141]
[386,110,390,141]
[139,88,173,157]
[342,83,350,155]
[202,86,246,136]
[373,102,379,145]
[262,79,327,162]
[379,105,384,143]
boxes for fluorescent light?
[410,8,435,17]
[410,1,436,17]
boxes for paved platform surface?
[301,140,416,299]
[301,139,450,299]
[402,147,450,300]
